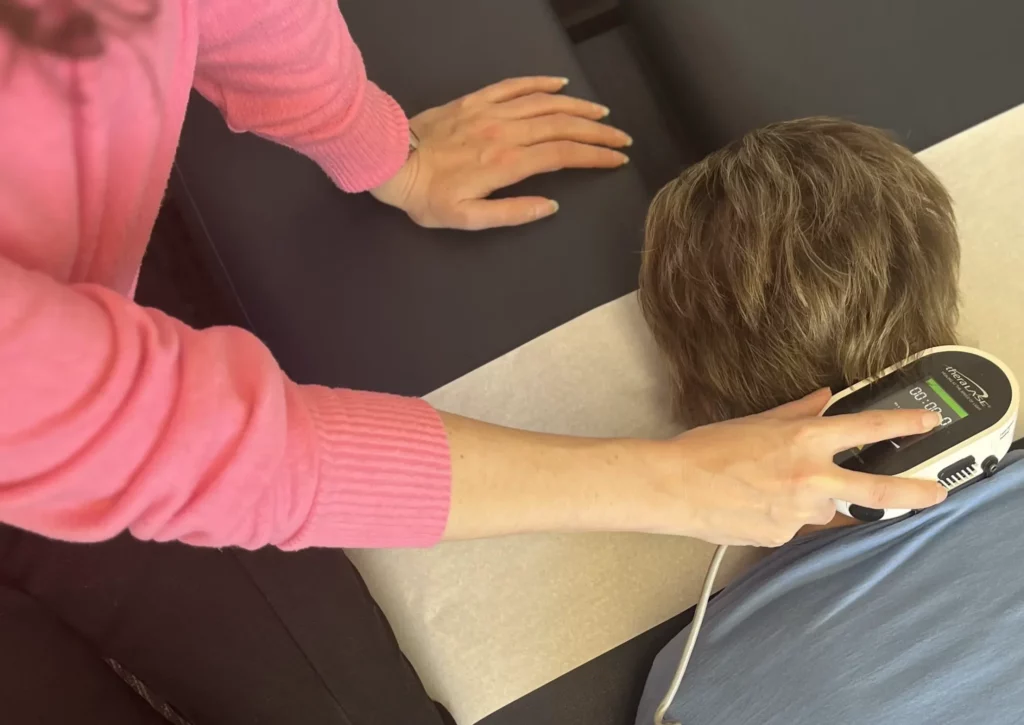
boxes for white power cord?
[653,544,729,725]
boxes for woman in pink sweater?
[0,1,945,557]
[0,2,955,723]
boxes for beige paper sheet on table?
[348,104,1024,725]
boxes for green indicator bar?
[927,377,969,419]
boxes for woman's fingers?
[819,408,941,454]
[508,114,632,149]
[479,141,629,193]
[453,197,559,231]
[496,92,610,121]
[757,388,833,421]
[373,75,633,230]
[829,469,947,511]
[473,76,570,103]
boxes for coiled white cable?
[653,544,729,725]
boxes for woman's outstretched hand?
[370,76,632,231]
[652,389,947,546]
[441,389,948,548]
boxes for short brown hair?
[639,117,960,425]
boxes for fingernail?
[922,411,942,428]
[548,200,560,214]
[558,77,570,87]
[618,153,631,165]
[597,104,611,118]
[622,134,634,147]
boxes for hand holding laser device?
[653,346,1019,725]
[825,346,1018,521]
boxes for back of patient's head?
[639,117,960,426]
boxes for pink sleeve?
[0,254,450,549]
[193,0,409,192]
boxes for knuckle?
[447,209,473,230]
[472,119,504,142]
[488,146,520,167]
[452,96,477,117]
[867,480,890,508]
[788,464,818,494]
[550,141,575,167]
[792,422,822,450]
[525,202,547,222]
[860,411,888,435]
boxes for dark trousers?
[0,527,446,725]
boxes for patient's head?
[639,117,960,426]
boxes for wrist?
[579,437,695,535]
[369,150,419,211]
[305,83,410,193]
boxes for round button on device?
[848,504,885,523]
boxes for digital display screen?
[836,376,969,468]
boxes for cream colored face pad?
[348,104,1024,725]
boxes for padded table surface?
[350,105,1024,724]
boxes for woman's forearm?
[440,412,666,540]
[193,0,409,192]
[439,394,948,547]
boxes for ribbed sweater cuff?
[284,388,451,550]
[300,82,410,193]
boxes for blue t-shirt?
[637,452,1024,725]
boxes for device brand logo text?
[944,367,991,409]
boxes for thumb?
[758,388,833,421]
[453,197,559,230]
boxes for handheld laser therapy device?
[825,346,1018,521]
[653,346,1019,725]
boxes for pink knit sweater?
[0,0,451,549]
